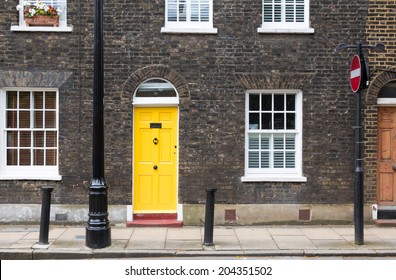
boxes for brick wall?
[0,1,371,207]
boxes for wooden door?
[378,107,396,206]
[133,107,178,213]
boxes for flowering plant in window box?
[16,2,62,27]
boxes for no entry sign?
[350,54,361,93]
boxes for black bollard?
[38,186,54,245]
[203,188,217,246]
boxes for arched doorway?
[130,79,182,226]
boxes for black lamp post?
[86,0,111,249]
[335,42,385,245]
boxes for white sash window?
[162,0,217,33]
[258,0,314,33]
[242,90,306,182]
[0,88,61,180]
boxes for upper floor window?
[258,0,314,33]
[242,90,306,182]
[161,0,217,34]
[0,88,61,180]
[11,0,73,32]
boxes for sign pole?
[354,42,364,245]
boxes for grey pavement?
[1,224,396,259]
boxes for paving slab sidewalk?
[1,225,396,259]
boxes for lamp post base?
[86,226,111,249]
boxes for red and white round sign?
[350,54,361,93]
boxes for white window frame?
[258,0,314,34]
[242,90,306,182]
[0,88,61,180]
[11,0,73,32]
[161,0,218,34]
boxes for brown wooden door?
[378,107,396,206]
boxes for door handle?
[392,164,396,171]
[153,165,158,170]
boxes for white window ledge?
[0,174,62,181]
[257,27,314,34]
[241,175,307,182]
[161,27,218,34]
[11,25,73,32]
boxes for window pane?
[200,1,210,22]
[262,94,272,110]
[168,0,177,21]
[7,111,17,128]
[263,4,273,23]
[249,94,259,111]
[191,1,199,22]
[296,4,305,22]
[248,151,259,168]
[34,149,44,165]
[34,92,44,109]
[45,92,56,109]
[249,134,259,149]
[34,131,45,147]
[34,111,44,128]
[7,91,17,109]
[286,5,295,22]
[7,132,18,147]
[46,150,57,166]
[286,152,295,168]
[19,111,30,128]
[179,0,187,21]
[19,149,31,165]
[274,95,284,111]
[7,149,18,165]
[261,151,270,168]
[274,113,284,129]
[249,113,259,129]
[20,131,31,147]
[285,135,295,150]
[286,94,295,110]
[274,152,284,168]
[45,111,56,128]
[46,131,57,147]
[274,5,282,22]
[262,113,272,129]
[274,135,284,150]
[261,134,270,149]
[286,113,295,129]
[136,79,177,97]
[19,92,30,109]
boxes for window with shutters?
[242,90,306,182]
[0,88,61,180]
[161,0,217,34]
[258,0,314,33]
[11,0,72,32]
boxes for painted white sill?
[241,175,307,182]
[161,27,218,34]
[0,174,62,181]
[257,27,314,34]
[11,25,73,32]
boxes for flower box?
[25,15,59,27]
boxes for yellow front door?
[133,107,178,213]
